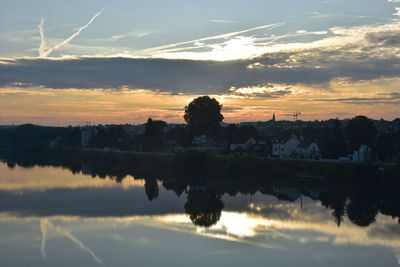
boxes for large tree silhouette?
[184,96,223,136]
[346,115,376,150]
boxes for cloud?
[0,18,399,96]
[44,219,104,265]
[395,7,400,17]
[310,92,400,105]
[229,84,293,98]
[38,17,46,56]
[0,57,334,94]
[133,23,283,57]
[207,19,239,24]
[40,8,104,57]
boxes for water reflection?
[0,160,400,266]
[184,189,224,227]
[1,161,399,228]
[40,218,104,265]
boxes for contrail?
[38,17,47,57]
[133,22,284,56]
[41,8,104,57]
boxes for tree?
[376,133,397,161]
[320,119,347,158]
[345,115,376,150]
[184,96,224,135]
[144,118,167,151]
[226,124,258,144]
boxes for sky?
[0,0,399,125]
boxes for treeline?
[0,124,81,151]
[1,115,400,162]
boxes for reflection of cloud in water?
[39,218,104,266]
[156,211,400,261]
[1,207,399,254]
[1,199,400,264]
[40,219,48,259]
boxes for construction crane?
[284,112,302,121]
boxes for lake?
[0,161,399,267]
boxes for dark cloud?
[366,31,400,47]
[311,93,400,105]
[0,57,333,94]
[0,187,185,217]
[0,27,399,95]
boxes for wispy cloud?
[1,8,399,97]
[133,23,283,56]
[207,19,239,24]
[395,7,400,17]
[38,17,46,56]
[40,8,104,57]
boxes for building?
[271,134,300,158]
[230,137,256,151]
[296,140,321,160]
[339,145,372,162]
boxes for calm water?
[0,162,399,267]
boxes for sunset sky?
[0,0,399,125]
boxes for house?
[340,145,372,162]
[230,137,268,155]
[358,145,372,162]
[230,137,256,151]
[271,134,300,158]
[296,140,321,160]
[192,135,210,147]
[191,135,226,153]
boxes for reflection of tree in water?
[379,184,400,224]
[346,188,378,227]
[184,189,224,227]
[163,180,187,197]
[332,204,346,227]
[319,192,347,227]
[6,161,16,169]
[144,178,159,201]
[4,152,400,228]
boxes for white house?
[192,135,209,146]
[272,135,300,158]
[296,140,321,160]
[230,137,257,151]
[340,145,372,162]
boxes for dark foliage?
[184,96,223,136]
[346,115,377,150]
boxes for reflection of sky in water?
[0,162,145,191]
[0,162,399,266]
